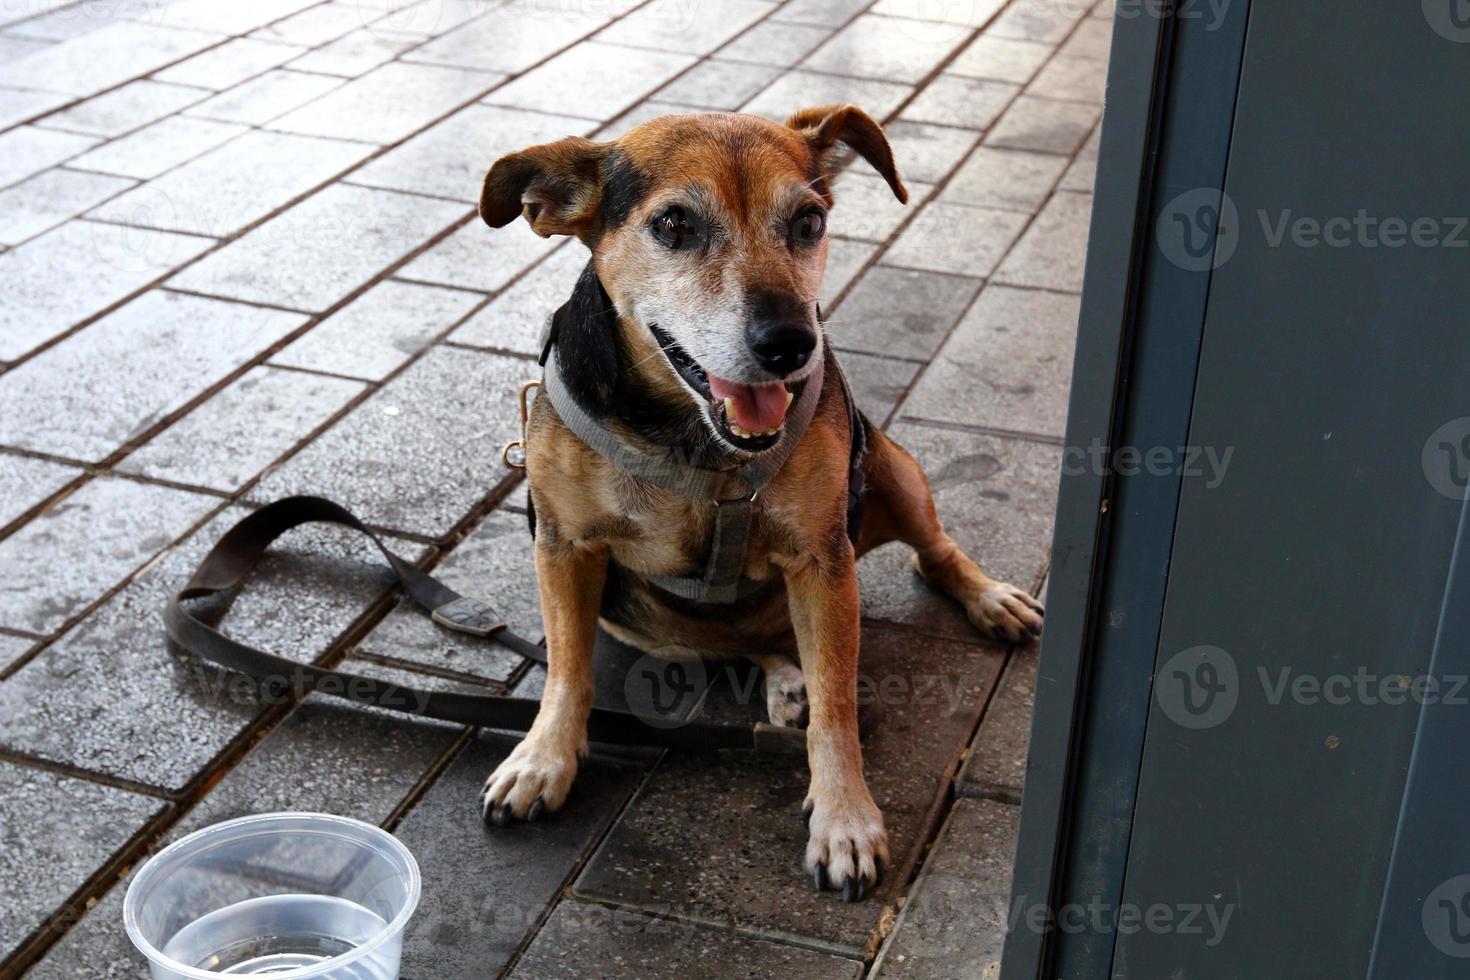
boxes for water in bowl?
[160,894,390,977]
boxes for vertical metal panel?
[1048,2,1252,976]
[998,4,1168,977]
[1110,1,1470,977]
[1368,488,1470,979]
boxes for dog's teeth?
[784,391,794,408]
[722,397,735,418]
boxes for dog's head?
[479,106,906,451]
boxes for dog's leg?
[480,536,606,825]
[746,652,808,728]
[785,545,887,901]
[858,430,1044,643]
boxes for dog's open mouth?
[649,324,793,450]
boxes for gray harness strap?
[537,321,826,604]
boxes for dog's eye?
[651,206,693,249]
[791,208,826,246]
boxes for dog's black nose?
[746,291,816,377]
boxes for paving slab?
[959,645,1038,802]
[0,452,80,530]
[596,0,774,55]
[117,365,366,491]
[168,183,467,311]
[870,797,1019,977]
[395,218,560,294]
[353,509,538,683]
[286,26,416,76]
[451,241,589,355]
[510,900,863,979]
[251,346,531,538]
[133,0,323,35]
[36,79,208,138]
[772,0,872,28]
[269,61,499,144]
[1,1,128,41]
[0,510,426,790]
[0,219,215,362]
[993,190,1092,292]
[802,13,969,84]
[272,278,484,380]
[402,1,613,74]
[68,115,247,180]
[899,74,1019,130]
[0,125,96,188]
[880,120,977,185]
[484,41,695,122]
[1058,122,1100,192]
[984,94,1098,155]
[0,86,71,130]
[840,350,922,428]
[0,21,222,97]
[942,145,1067,213]
[1027,53,1107,104]
[870,0,1007,25]
[391,733,645,978]
[949,34,1053,83]
[1059,13,1113,61]
[0,760,163,967]
[0,475,219,636]
[828,265,980,362]
[742,70,911,123]
[155,37,305,90]
[249,2,367,47]
[0,166,133,245]
[0,630,34,673]
[717,18,833,67]
[0,34,51,62]
[23,695,460,979]
[823,236,879,303]
[595,99,692,140]
[184,68,345,126]
[0,289,306,460]
[901,284,1080,438]
[656,58,782,111]
[574,624,1003,952]
[987,0,1088,43]
[857,422,1060,641]
[830,171,932,243]
[90,129,374,238]
[882,201,1029,277]
[349,103,595,203]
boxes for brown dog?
[475,106,1043,902]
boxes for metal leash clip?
[501,379,543,469]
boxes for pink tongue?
[708,374,790,432]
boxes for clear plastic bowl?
[123,812,420,979]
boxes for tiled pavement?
[0,0,1106,975]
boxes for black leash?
[164,496,808,753]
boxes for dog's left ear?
[479,137,606,238]
[786,104,908,204]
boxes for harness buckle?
[432,597,507,637]
[501,379,543,470]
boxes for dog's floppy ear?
[479,137,606,238]
[786,104,908,204]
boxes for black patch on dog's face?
[597,149,652,236]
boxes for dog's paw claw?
[804,794,887,902]
[480,741,578,826]
[968,582,1045,644]
[526,798,545,823]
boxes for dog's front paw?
[763,660,808,728]
[967,582,1044,644]
[480,739,579,826]
[803,790,889,902]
